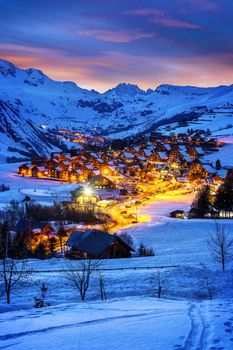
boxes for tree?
[12,230,30,259]
[0,221,10,259]
[0,259,31,304]
[215,159,221,170]
[34,283,50,308]
[208,223,233,270]
[33,242,47,259]
[215,182,233,218]
[63,259,101,301]
[57,225,66,254]
[191,185,212,218]
[48,236,57,257]
[137,242,155,257]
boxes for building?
[16,219,55,236]
[188,161,210,181]
[170,210,185,219]
[18,164,29,176]
[70,186,100,205]
[65,229,134,259]
[89,174,117,189]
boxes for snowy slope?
[1,59,233,159]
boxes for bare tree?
[208,222,233,271]
[0,258,31,304]
[196,266,214,300]
[63,259,102,301]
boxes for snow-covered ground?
[1,297,233,350]
[1,164,233,349]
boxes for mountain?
[0,58,233,160]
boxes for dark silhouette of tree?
[33,242,47,259]
[48,236,57,257]
[215,159,221,170]
[191,185,212,218]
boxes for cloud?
[76,29,154,43]
[178,0,220,13]
[124,6,202,29]
[150,17,202,29]
[124,8,165,16]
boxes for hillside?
[1,59,233,160]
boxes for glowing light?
[83,186,92,196]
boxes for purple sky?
[1,0,233,91]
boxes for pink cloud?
[76,29,154,43]
[151,17,202,29]
[125,6,202,30]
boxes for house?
[65,229,134,259]
[18,164,29,176]
[70,186,100,205]
[16,219,55,236]
[30,165,39,177]
[188,161,210,181]
[170,210,185,219]
[89,174,117,190]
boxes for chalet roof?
[19,163,29,169]
[163,144,171,151]
[123,152,134,159]
[158,152,168,160]
[16,219,54,232]
[202,163,216,174]
[89,174,116,185]
[144,148,152,156]
[65,229,133,256]
[215,168,228,178]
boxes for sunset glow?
[1,0,233,91]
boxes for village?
[12,130,233,259]
[18,130,227,190]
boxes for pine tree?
[48,236,57,257]
[33,242,47,259]
[215,184,233,218]
[215,159,221,170]
[191,185,212,218]
[57,225,66,254]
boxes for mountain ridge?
[0,58,233,161]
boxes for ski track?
[182,302,208,350]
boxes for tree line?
[190,169,233,218]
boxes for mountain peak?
[0,59,16,78]
[105,83,146,97]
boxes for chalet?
[170,210,185,219]
[122,151,135,163]
[16,219,55,236]
[18,164,29,176]
[186,146,199,159]
[89,174,117,190]
[70,186,100,205]
[45,158,59,169]
[188,161,211,181]
[47,166,60,179]
[65,229,134,259]
[30,165,39,177]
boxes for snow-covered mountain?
[1,58,233,160]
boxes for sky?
[0,0,233,92]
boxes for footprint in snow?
[224,329,232,333]
[213,338,221,344]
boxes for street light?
[83,186,92,196]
